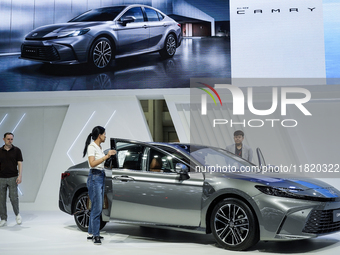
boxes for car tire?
[210,198,259,251]
[89,37,113,69]
[73,191,107,232]
[159,33,176,58]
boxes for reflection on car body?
[59,138,340,251]
[20,5,182,69]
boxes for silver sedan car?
[20,5,182,69]
[59,138,340,251]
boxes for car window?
[116,142,144,170]
[120,7,144,23]
[69,6,125,22]
[156,145,192,169]
[191,147,254,171]
[147,148,181,173]
[157,11,164,21]
[145,8,160,21]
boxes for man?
[0,132,23,227]
[226,130,253,162]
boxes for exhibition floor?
[1,210,340,255]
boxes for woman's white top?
[87,141,105,170]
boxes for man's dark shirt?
[235,145,242,158]
[0,145,23,178]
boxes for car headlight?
[255,185,337,202]
[57,28,90,38]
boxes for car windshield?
[175,144,256,173]
[69,6,126,22]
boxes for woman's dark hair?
[82,126,105,157]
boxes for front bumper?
[255,194,340,241]
[20,35,91,64]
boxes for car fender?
[84,31,118,62]
[201,186,263,235]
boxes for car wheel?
[211,198,259,251]
[90,37,113,69]
[159,34,176,58]
[73,192,107,232]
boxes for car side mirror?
[120,16,136,26]
[175,163,189,175]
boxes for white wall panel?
[0,106,68,203]
[285,100,340,165]
[164,93,190,142]
[35,96,151,210]
[230,0,326,81]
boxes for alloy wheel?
[74,193,90,231]
[211,198,258,251]
[92,39,112,68]
[214,203,250,246]
[166,34,176,56]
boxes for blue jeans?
[87,169,105,237]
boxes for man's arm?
[16,161,23,184]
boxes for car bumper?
[20,35,91,64]
[255,194,340,241]
[177,33,182,47]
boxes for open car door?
[108,138,204,227]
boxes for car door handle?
[113,175,135,182]
[143,25,148,29]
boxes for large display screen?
[0,0,230,92]
[0,0,339,91]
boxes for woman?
[82,126,116,245]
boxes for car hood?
[218,172,340,200]
[25,22,107,39]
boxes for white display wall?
[230,0,326,81]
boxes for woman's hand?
[107,150,116,156]
[88,150,117,168]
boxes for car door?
[115,6,149,56]
[143,7,167,49]
[109,139,204,227]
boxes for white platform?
[1,211,340,255]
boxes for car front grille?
[21,45,60,61]
[303,209,340,234]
